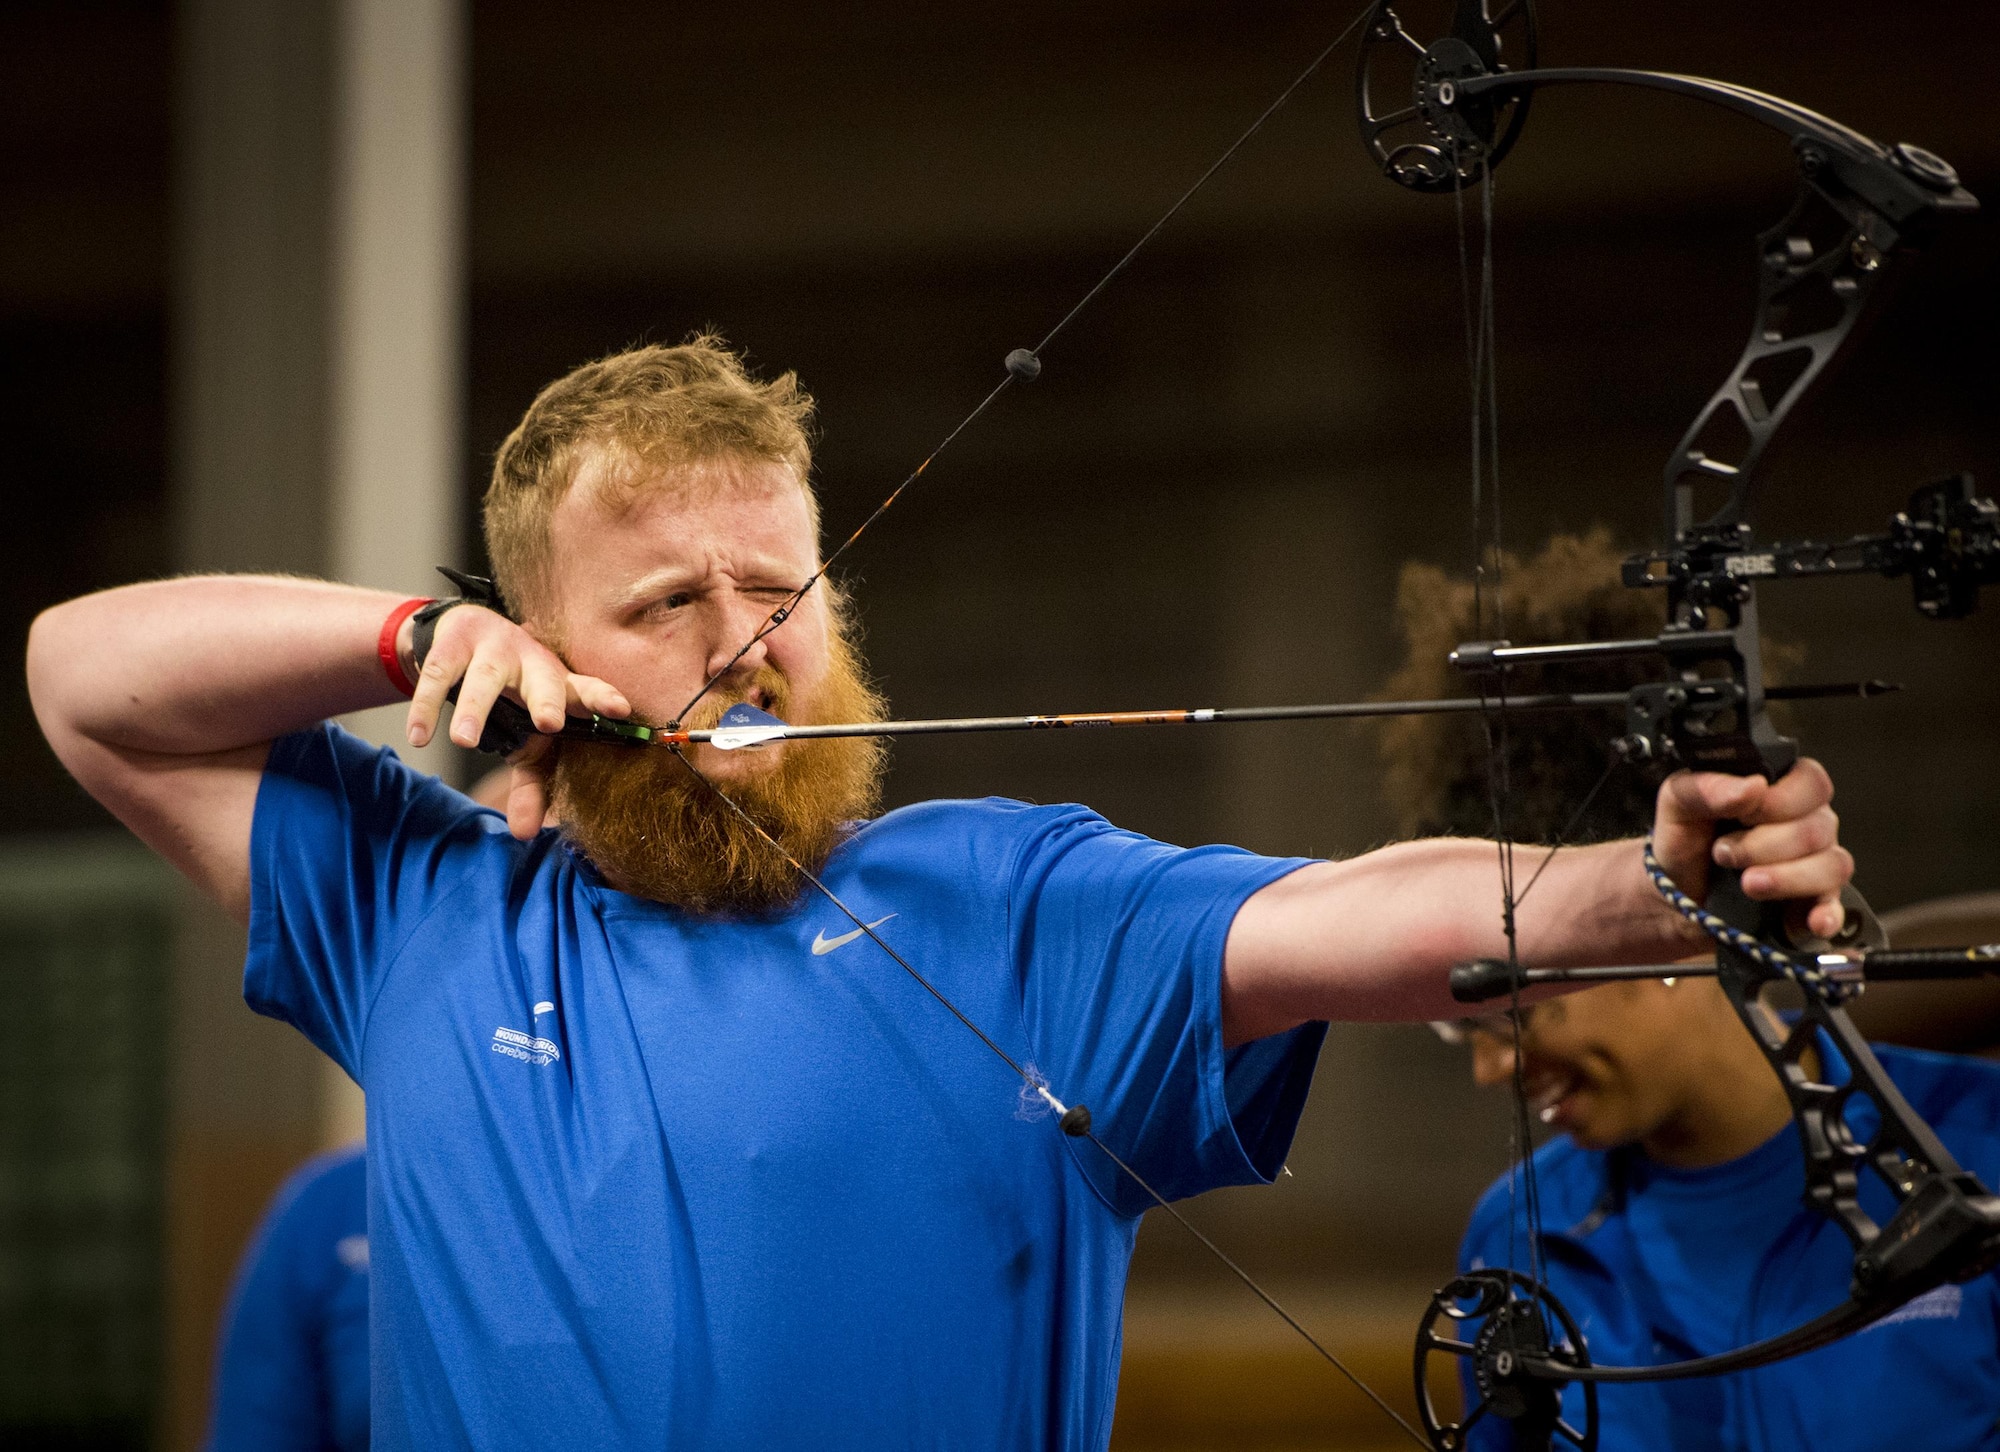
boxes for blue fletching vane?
[718,702,788,729]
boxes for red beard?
[550,635,886,915]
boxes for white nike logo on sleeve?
[811,914,899,955]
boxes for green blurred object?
[0,838,177,1451]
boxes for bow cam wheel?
[1357,0,1538,191]
[1413,1269,1596,1452]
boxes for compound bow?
[437,5,2000,1448]
[1355,4,2000,1449]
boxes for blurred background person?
[1383,531,2000,1450]
[205,1147,366,1452]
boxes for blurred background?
[3,1,1995,1448]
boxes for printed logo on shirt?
[811,914,898,956]
[492,1025,562,1066]
[533,1000,555,1017]
[1863,1282,1962,1332]
[335,1234,369,1272]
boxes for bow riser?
[1714,936,2000,1289]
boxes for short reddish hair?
[484,335,817,624]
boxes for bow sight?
[1359,3,2000,1449]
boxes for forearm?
[1224,836,1707,1037]
[28,575,411,757]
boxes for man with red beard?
[29,339,1854,1451]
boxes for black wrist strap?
[409,568,508,671]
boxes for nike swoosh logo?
[811,914,898,955]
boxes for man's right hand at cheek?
[401,604,631,758]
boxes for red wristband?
[377,597,435,697]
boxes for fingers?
[1660,758,1834,837]
[512,652,573,736]
[406,629,471,748]
[1651,757,1852,936]
[1734,842,1853,905]
[1704,762,1841,908]
[408,606,505,748]
[568,674,630,720]
[1712,807,1838,875]
[448,651,514,748]
[1807,890,1850,943]
[1649,768,1725,904]
[505,765,552,842]
[1656,767,1763,829]
[403,606,625,751]
[1740,756,1834,826]
[1735,840,1853,940]
[504,735,554,841]
[478,660,627,744]
[470,746,554,842]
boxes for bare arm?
[1222,762,1853,1043]
[27,578,415,918]
[26,576,624,920]
[1221,836,1699,1040]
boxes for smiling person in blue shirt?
[28,340,1854,1450]
[1450,981,2000,1451]
[1382,532,2000,1451]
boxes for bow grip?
[1682,814,1778,955]
[1696,816,1794,946]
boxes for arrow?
[542,681,1897,751]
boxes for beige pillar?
[168,0,463,1442]
[170,6,338,1445]
[323,0,467,1149]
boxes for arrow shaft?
[592,680,1886,748]
[659,690,1634,746]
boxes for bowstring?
[1512,753,1622,912]
[661,745,1430,1449]
[1453,134,1554,1359]
[672,0,1381,730]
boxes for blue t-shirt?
[1458,1040,2000,1450]
[1619,1126,1803,1359]
[208,1144,370,1452]
[245,723,1325,1450]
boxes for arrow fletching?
[707,702,791,751]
